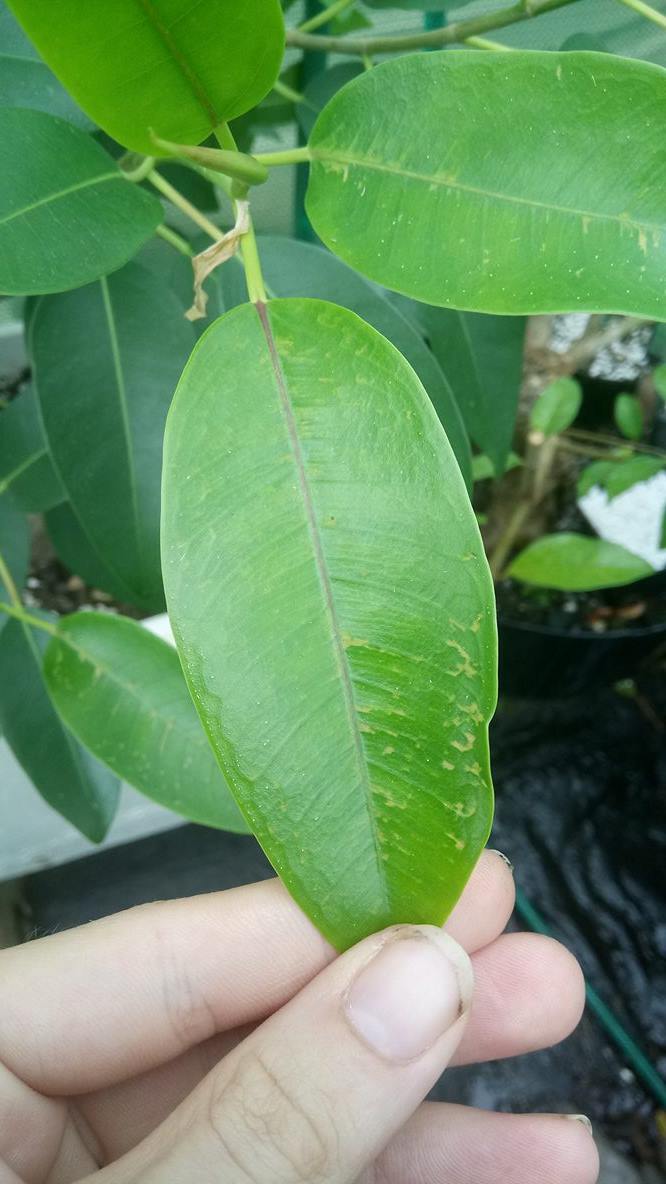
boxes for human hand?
[0,850,598,1183]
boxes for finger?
[371,1102,599,1184]
[0,850,512,1096]
[77,928,582,1160]
[102,926,473,1184]
[452,932,585,1065]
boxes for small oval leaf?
[44,612,248,833]
[162,298,496,950]
[529,377,582,438]
[306,51,666,317]
[8,0,285,155]
[0,109,162,294]
[614,393,644,440]
[508,533,653,590]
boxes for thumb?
[125,924,473,1184]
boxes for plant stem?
[156,223,194,256]
[614,0,666,27]
[0,551,20,607]
[566,315,653,369]
[489,501,532,580]
[273,78,307,104]
[214,125,267,303]
[121,154,156,183]
[255,146,313,168]
[147,170,224,241]
[286,0,581,53]
[565,427,666,460]
[0,600,57,635]
[465,35,513,49]
[299,0,356,33]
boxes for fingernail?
[565,1114,594,1136]
[488,849,514,873]
[344,927,472,1063]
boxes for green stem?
[273,78,307,104]
[214,125,267,304]
[147,170,223,242]
[254,146,313,168]
[299,0,356,32]
[465,34,513,49]
[152,136,268,187]
[489,500,532,580]
[0,600,56,635]
[614,0,666,26]
[0,551,20,607]
[287,0,581,53]
[121,154,156,183]
[156,223,193,256]
[565,427,666,460]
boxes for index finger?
[0,850,513,1096]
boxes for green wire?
[514,887,666,1109]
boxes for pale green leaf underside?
[307,51,666,318]
[0,108,161,294]
[508,533,653,590]
[162,298,495,950]
[44,613,248,833]
[8,0,285,154]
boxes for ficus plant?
[0,0,665,950]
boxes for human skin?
[0,850,599,1183]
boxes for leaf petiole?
[0,600,57,635]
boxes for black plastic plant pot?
[498,615,666,699]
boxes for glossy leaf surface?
[162,298,496,950]
[0,385,64,512]
[32,262,196,612]
[530,378,582,437]
[613,393,643,440]
[208,236,472,486]
[0,109,161,294]
[307,52,666,317]
[44,613,248,832]
[0,615,119,841]
[508,533,653,590]
[8,0,285,154]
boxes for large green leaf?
[306,51,666,317]
[0,385,64,512]
[162,298,496,950]
[8,0,285,155]
[0,496,29,635]
[45,503,131,601]
[0,1,91,126]
[44,612,249,832]
[508,533,653,590]
[31,262,196,612]
[0,109,162,295]
[411,306,525,474]
[0,614,119,840]
[207,236,472,487]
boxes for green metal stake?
[515,887,666,1110]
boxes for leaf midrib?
[136,0,220,127]
[100,276,143,574]
[313,149,665,237]
[0,171,120,229]
[255,301,389,909]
